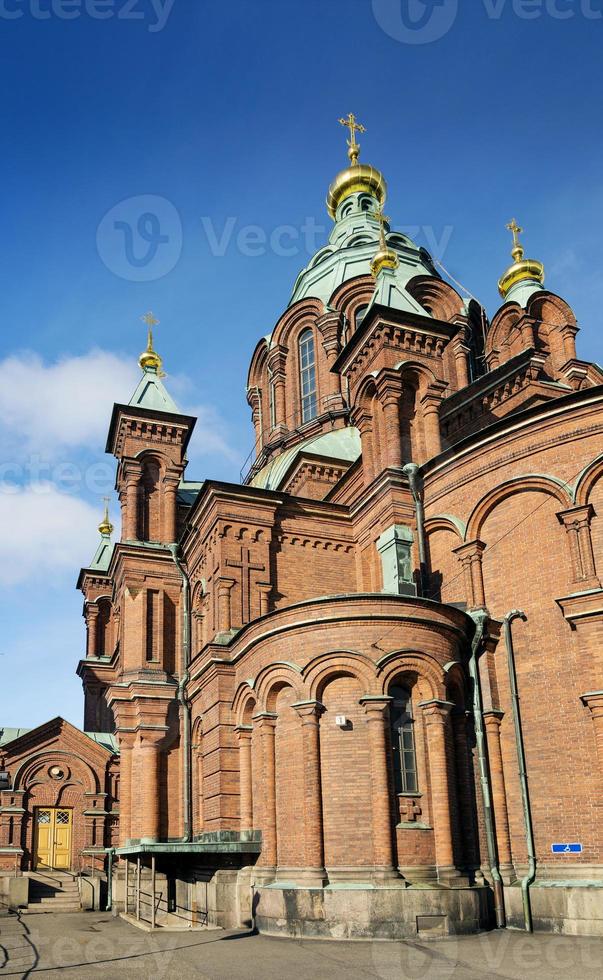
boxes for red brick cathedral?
[2,121,602,937]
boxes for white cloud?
[0,349,139,455]
[0,350,240,467]
[0,484,104,587]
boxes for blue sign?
[551,843,583,854]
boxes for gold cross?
[375,205,390,247]
[506,219,523,247]
[141,311,159,329]
[339,113,366,164]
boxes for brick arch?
[254,662,304,714]
[574,453,603,507]
[133,447,172,470]
[303,651,378,701]
[527,290,577,327]
[14,751,100,795]
[424,515,465,542]
[405,275,464,322]
[271,297,324,350]
[191,715,203,746]
[393,359,442,394]
[247,335,269,391]
[465,475,572,543]
[444,662,468,709]
[233,683,258,727]
[486,304,523,360]
[329,275,375,327]
[376,651,445,702]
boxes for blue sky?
[1,0,602,728]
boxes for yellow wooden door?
[34,808,72,870]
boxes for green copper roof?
[88,534,114,573]
[128,365,181,414]
[288,191,438,311]
[0,726,118,754]
[502,277,545,309]
[251,426,361,491]
[367,265,428,317]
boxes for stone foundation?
[505,882,603,937]
[252,882,491,940]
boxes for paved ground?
[0,911,602,979]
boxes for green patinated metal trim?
[396,822,433,831]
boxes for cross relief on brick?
[226,547,267,625]
[399,797,422,823]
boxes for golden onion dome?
[98,501,114,538]
[498,219,545,300]
[139,312,163,373]
[327,114,387,220]
[327,163,387,221]
[370,208,399,278]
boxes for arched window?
[299,329,317,423]
[355,304,369,330]
[390,684,418,794]
[96,597,112,657]
[139,458,161,541]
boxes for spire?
[370,206,399,278]
[326,113,387,221]
[139,311,163,373]
[498,218,545,301]
[88,498,115,573]
[98,497,114,538]
[128,312,181,414]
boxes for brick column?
[580,692,603,781]
[247,386,263,450]
[254,713,278,873]
[452,708,479,871]
[163,475,180,543]
[316,311,344,411]
[420,699,458,882]
[420,386,446,460]
[293,701,326,884]
[360,696,398,880]
[236,726,253,831]
[452,326,471,389]
[453,540,487,609]
[122,462,141,541]
[557,506,601,589]
[217,579,235,633]
[267,345,288,435]
[117,734,135,846]
[376,375,403,470]
[87,604,99,658]
[138,736,163,843]
[352,410,376,485]
[483,710,513,875]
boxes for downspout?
[105,848,115,912]
[503,610,534,932]
[468,610,506,929]
[403,463,427,596]
[169,543,192,843]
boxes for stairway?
[24,871,82,914]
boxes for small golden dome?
[498,219,545,299]
[327,163,387,221]
[370,207,399,278]
[139,312,163,373]
[371,246,399,278]
[98,501,113,538]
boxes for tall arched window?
[299,329,317,423]
[390,684,418,794]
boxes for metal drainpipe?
[503,610,534,932]
[170,543,192,843]
[403,463,427,596]
[105,848,115,912]
[468,610,506,928]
